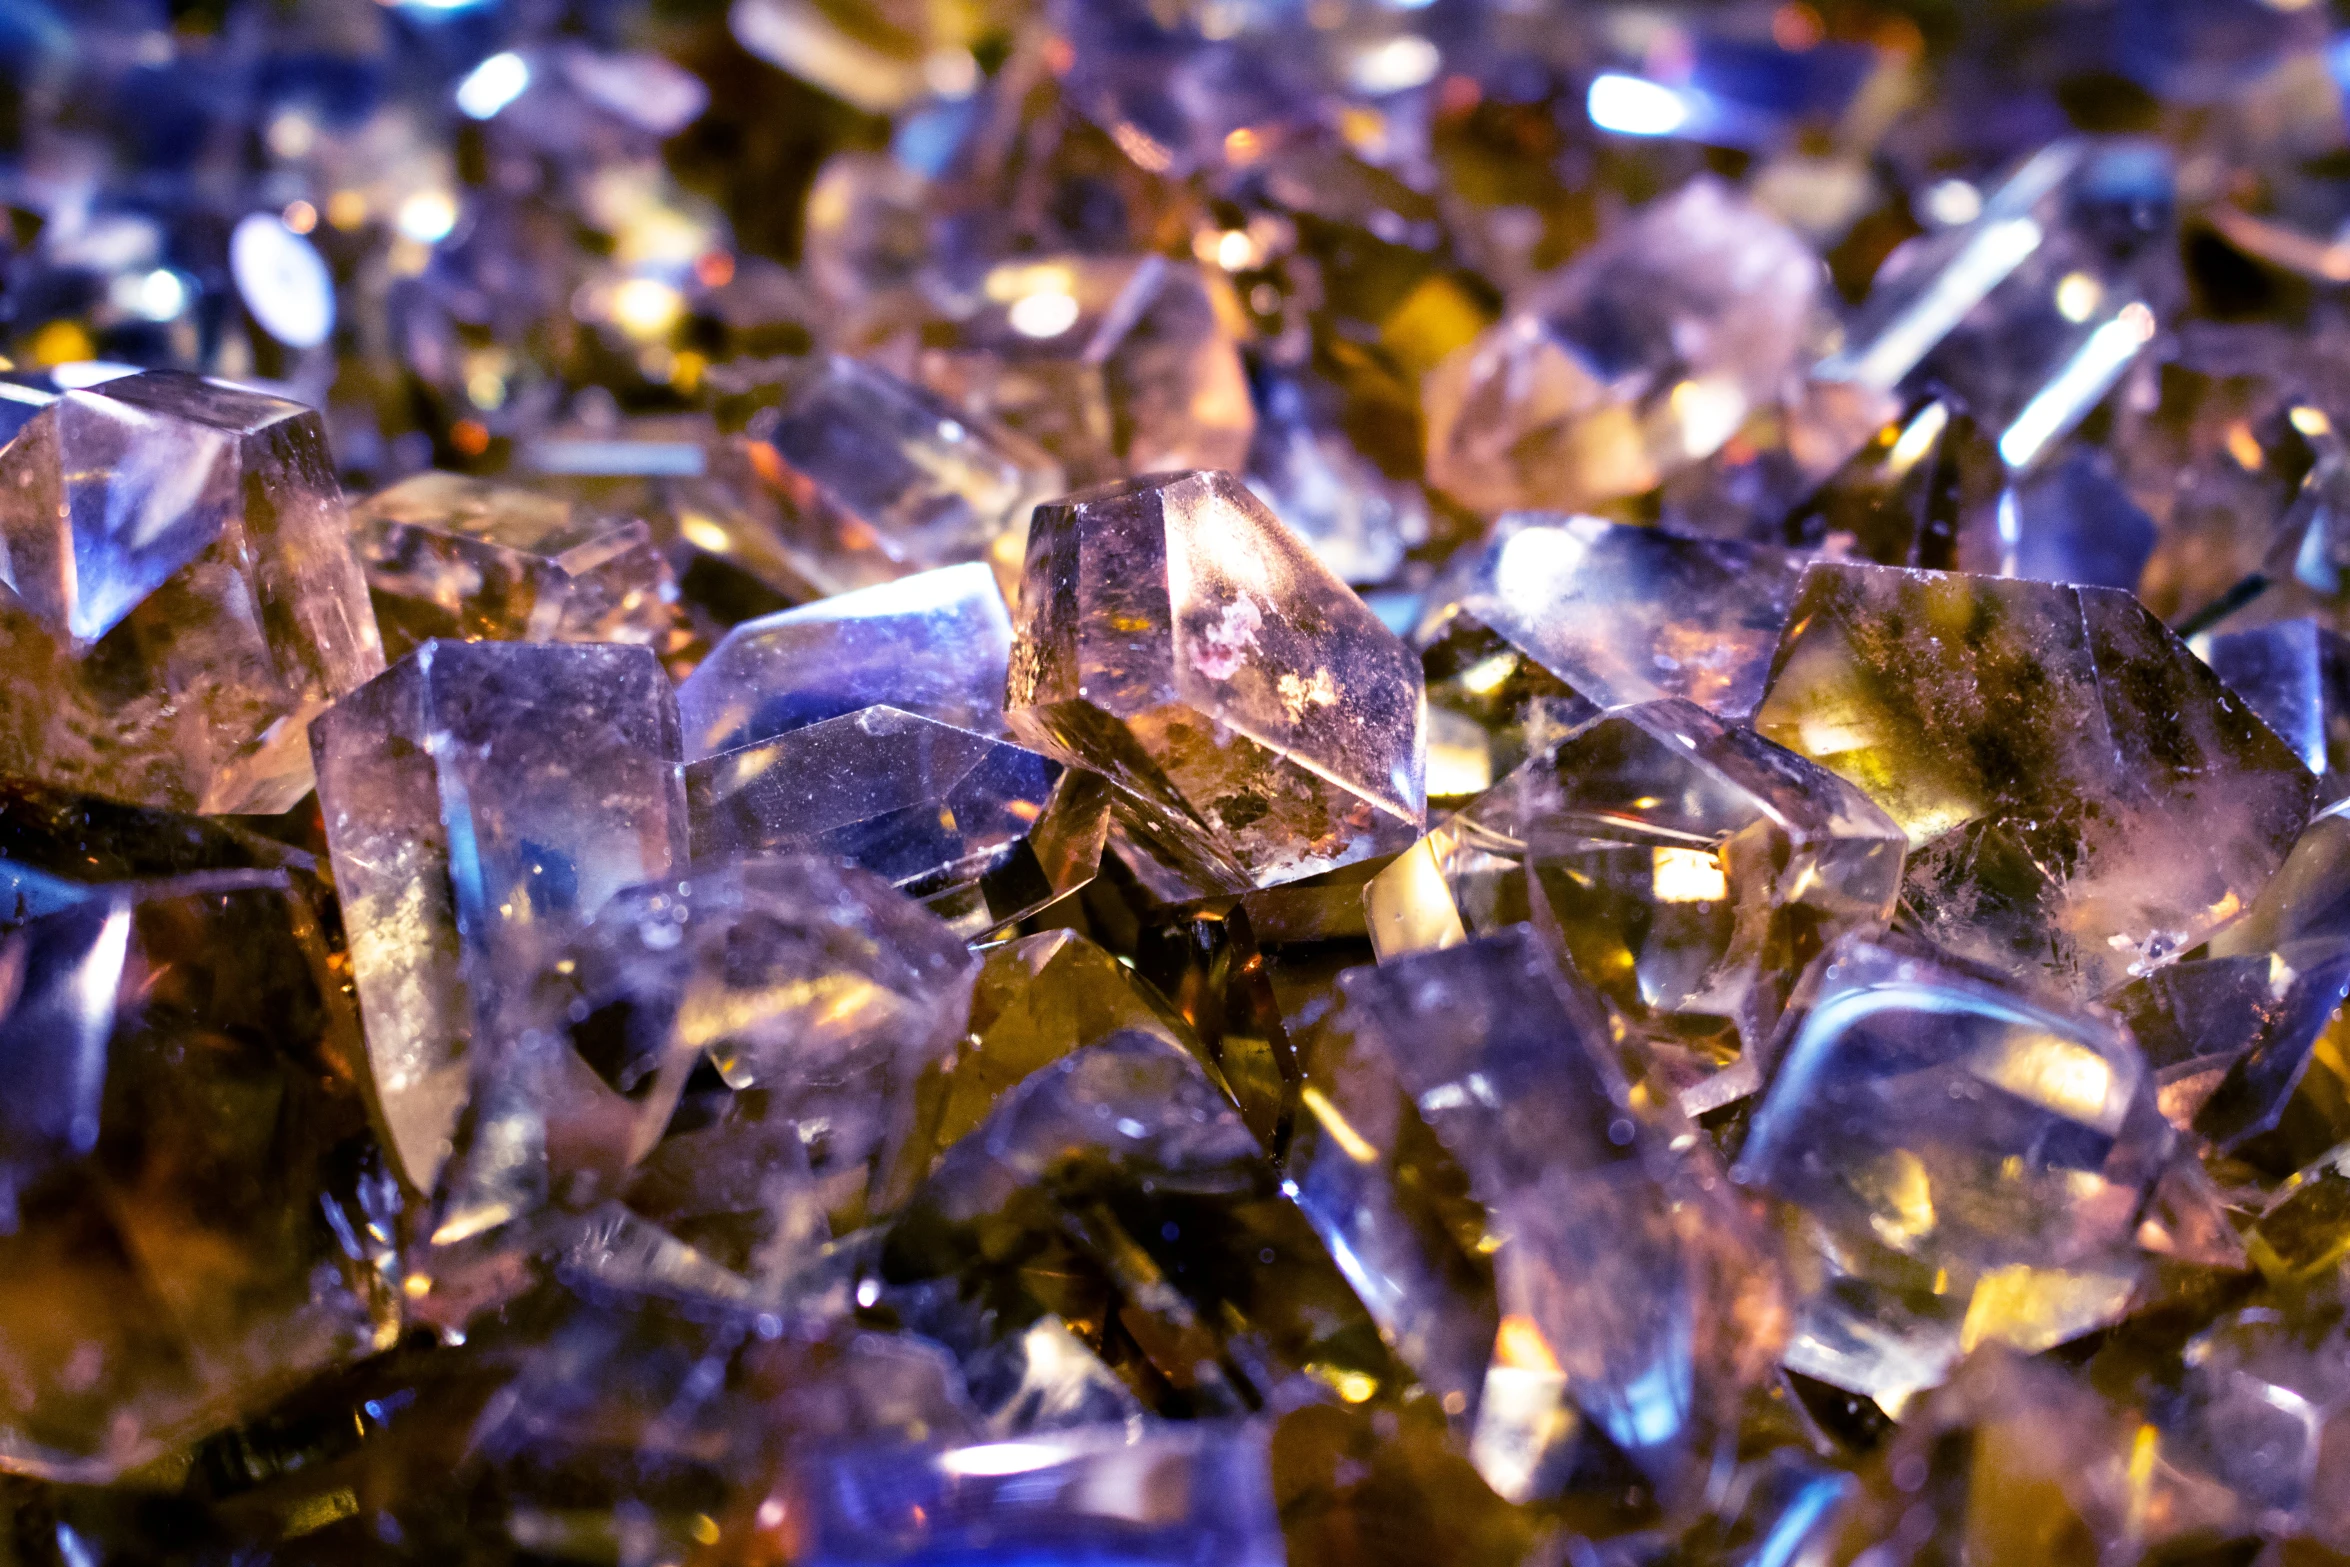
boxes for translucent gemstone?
[0,778,320,934]
[0,872,397,1478]
[917,255,1255,489]
[2105,953,2294,1128]
[882,1029,1401,1416]
[733,355,1063,599]
[352,471,679,661]
[674,562,1014,759]
[2189,944,2350,1177]
[685,705,1109,938]
[1753,562,2314,998]
[1811,140,2178,472]
[1423,177,1825,515]
[1367,698,1906,1115]
[1977,448,2159,590]
[1134,900,1307,1157]
[1007,470,1426,894]
[1414,514,1810,805]
[2163,1289,2350,1543]
[2204,619,2350,803]
[1303,929,1785,1503]
[2209,798,2350,958]
[1738,937,2176,1406]
[1245,358,1431,587]
[0,371,382,814]
[2249,1144,2350,1285]
[309,640,688,1195]
[803,1423,1283,1567]
[1782,394,1997,568]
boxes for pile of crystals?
[35,0,2350,1563]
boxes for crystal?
[802,1421,1283,1567]
[1782,393,1997,568]
[881,1028,1402,1417]
[2189,944,2350,1177]
[1753,561,2315,998]
[1367,698,1906,1115]
[1134,900,1305,1157]
[1414,514,1811,806]
[1424,177,1826,516]
[1738,936,2177,1407]
[915,255,1255,490]
[2105,953,2294,1127]
[732,354,1064,600]
[2204,619,2350,803]
[685,705,1110,938]
[0,778,321,934]
[674,561,1014,759]
[2209,798,2350,958]
[1006,470,1426,894]
[0,871,397,1479]
[0,371,383,814]
[351,470,680,661]
[309,640,688,1194]
[1245,357,1432,587]
[1300,928,1784,1504]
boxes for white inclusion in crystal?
[231,214,335,349]
[456,51,531,120]
[1587,73,1690,138]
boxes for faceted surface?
[0,872,396,1479]
[0,371,383,814]
[1754,562,2314,998]
[1007,470,1426,894]
[734,354,1064,600]
[310,639,688,1194]
[1303,929,1785,1504]
[2205,618,2350,803]
[675,561,1014,759]
[1739,937,2177,1406]
[685,704,1109,938]
[1246,359,1431,587]
[917,255,1254,491]
[1368,698,1906,1114]
[352,471,680,661]
[1424,178,1824,516]
[1415,515,1810,806]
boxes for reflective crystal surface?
[0,371,382,814]
[686,704,1109,937]
[310,640,688,1194]
[1425,178,1825,516]
[0,778,321,934]
[1245,358,1431,587]
[1369,698,1906,1114]
[675,561,1014,759]
[1007,470,1426,894]
[2205,618,2350,804]
[0,872,395,1479]
[1755,562,2314,998]
[1739,937,2177,1407]
[352,471,680,661]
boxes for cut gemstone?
[674,561,1014,759]
[1302,928,1785,1504]
[0,872,397,1479]
[309,640,688,1195]
[352,470,679,661]
[1738,937,2176,1407]
[1754,561,2314,998]
[685,704,1109,938]
[1007,470,1425,894]
[1367,697,1905,1115]
[0,371,383,814]
[1424,177,1825,515]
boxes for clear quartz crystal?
[0,371,382,814]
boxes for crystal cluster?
[26,2,2350,1563]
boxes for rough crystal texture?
[917,255,1255,490]
[1739,937,2176,1407]
[0,371,383,814]
[675,562,1014,759]
[352,471,679,661]
[1007,470,1425,894]
[1754,562,2314,998]
[0,872,395,1479]
[1424,178,1824,516]
[1367,698,1906,1114]
[309,640,687,1194]
[1415,515,1809,805]
[1302,929,1784,1505]
[685,704,1109,938]
[734,354,1063,599]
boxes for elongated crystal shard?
[309,640,687,1194]
[1754,562,2313,997]
[0,371,382,813]
[1007,470,1425,894]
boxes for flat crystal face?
[1755,561,2314,997]
[0,371,382,815]
[1008,470,1425,893]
